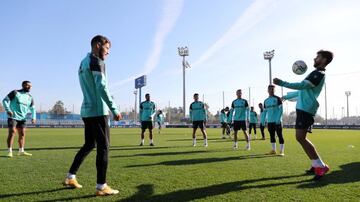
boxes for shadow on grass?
[167,138,247,142]
[38,194,95,202]
[297,162,360,188]
[120,162,360,201]
[0,187,69,199]
[111,150,209,158]
[25,146,81,151]
[126,154,274,168]
[118,174,310,202]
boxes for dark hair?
[22,80,31,85]
[258,103,263,106]
[268,84,275,88]
[236,89,242,92]
[145,93,150,96]
[91,35,111,48]
[317,50,333,66]
[194,93,199,97]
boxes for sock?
[280,144,284,152]
[234,141,238,147]
[150,139,153,144]
[8,148,12,153]
[193,138,196,145]
[141,139,145,144]
[96,183,107,190]
[247,142,250,148]
[204,138,208,145]
[19,148,24,152]
[315,158,326,168]
[67,173,76,179]
[271,143,276,151]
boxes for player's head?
[268,85,275,96]
[193,93,199,101]
[314,50,333,69]
[22,81,32,92]
[236,89,242,98]
[250,106,254,111]
[158,110,162,114]
[258,103,263,109]
[91,35,111,60]
[145,93,150,101]
[224,106,229,111]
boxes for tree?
[49,100,68,115]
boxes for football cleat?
[63,178,83,188]
[96,186,119,196]
[267,150,277,155]
[314,165,330,180]
[6,152,13,158]
[18,151,32,156]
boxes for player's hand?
[280,96,286,102]
[31,119,36,124]
[273,78,281,85]
[114,114,121,121]
[7,111,13,117]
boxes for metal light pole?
[133,90,137,123]
[178,46,190,118]
[263,50,275,85]
[345,91,351,117]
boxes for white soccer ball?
[292,60,307,75]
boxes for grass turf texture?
[0,128,359,202]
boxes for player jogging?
[139,93,156,146]
[258,103,266,140]
[248,107,258,140]
[2,81,36,158]
[190,93,208,147]
[264,85,284,156]
[220,108,229,139]
[229,89,250,150]
[155,110,164,134]
[274,50,333,180]
[64,35,121,195]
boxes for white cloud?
[111,0,184,88]
[191,0,278,68]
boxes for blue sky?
[1,0,360,118]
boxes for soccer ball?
[292,60,307,75]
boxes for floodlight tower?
[345,91,351,117]
[263,50,275,85]
[178,46,190,118]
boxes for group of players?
[2,34,333,196]
[217,85,284,156]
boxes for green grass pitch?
[0,128,359,201]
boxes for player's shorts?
[295,109,314,129]
[233,121,246,131]
[192,121,205,129]
[8,118,26,128]
[221,122,227,128]
[267,122,282,132]
[141,121,153,130]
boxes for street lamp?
[133,90,138,123]
[345,91,351,117]
[178,46,190,118]
[263,50,275,85]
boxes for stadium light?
[263,50,275,85]
[345,91,351,117]
[178,46,190,118]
